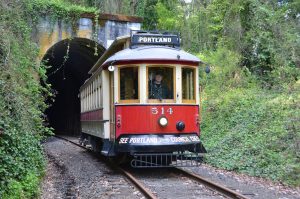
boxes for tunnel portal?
[43,38,105,135]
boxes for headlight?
[158,116,168,127]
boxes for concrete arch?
[42,38,105,135]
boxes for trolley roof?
[101,45,201,68]
[88,32,202,74]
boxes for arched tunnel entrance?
[42,38,105,135]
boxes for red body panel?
[115,105,200,139]
[81,109,103,121]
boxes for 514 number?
[151,107,173,115]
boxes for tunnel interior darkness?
[43,38,105,135]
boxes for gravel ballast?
[184,164,300,199]
[41,137,142,199]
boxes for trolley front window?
[148,66,174,102]
[119,66,139,102]
[182,67,195,103]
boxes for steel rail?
[55,135,89,150]
[54,135,157,199]
[173,168,250,199]
[118,167,158,199]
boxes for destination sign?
[138,36,172,43]
[118,134,200,145]
[131,33,180,47]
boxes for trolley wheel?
[89,137,102,152]
[79,133,88,146]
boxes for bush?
[2,172,41,199]
[0,0,98,197]
[199,48,300,186]
[0,1,52,198]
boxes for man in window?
[149,71,171,100]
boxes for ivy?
[23,0,98,23]
[0,1,102,197]
[0,1,54,198]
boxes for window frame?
[118,65,140,104]
[182,66,196,104]
[146,65,176,103]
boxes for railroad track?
[55,135,157,198]
[55,135,250,199]
[171,167,250,199]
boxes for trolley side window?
[182,67,195,102]
[119,66,139,102]
[80,74,102,112]
[148,66,174,101]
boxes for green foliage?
[0,1,52,198]
[198,47,246,90]
[20,0,99,35]
[155,1,182,31]
[141,0,159,30]
[2,172,41,199]
[201,87,300,186]
[23,0,97,21]
[0,1,126,197]
[140,0,299,87]
[206,0,299,85]
[199,49,300,186]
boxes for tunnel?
[42,38,105,135]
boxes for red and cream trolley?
[79,31,206,167]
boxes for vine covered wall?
[0,0,98,198]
